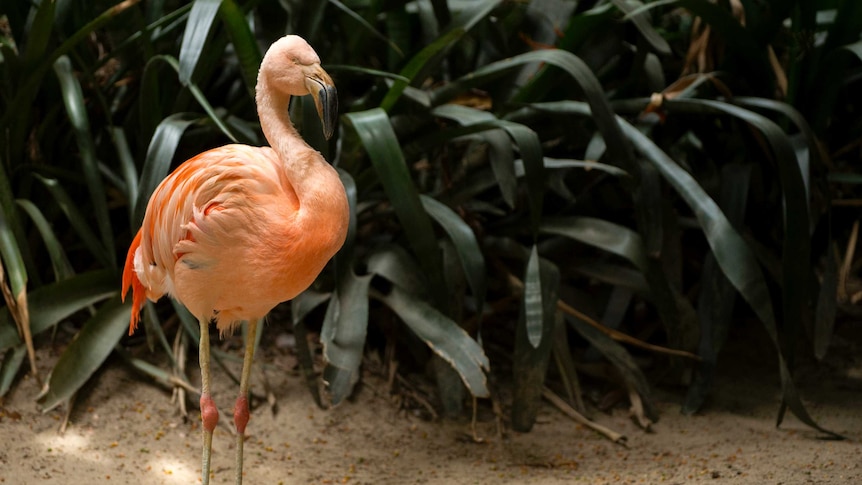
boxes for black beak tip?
[320,86,338,140]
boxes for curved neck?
[254,75,344,219]
[256,76,303,157]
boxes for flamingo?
[121,35,349,484]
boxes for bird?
[121,35,349,485]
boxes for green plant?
[1,0,858,442]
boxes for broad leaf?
[345,108,445,306]
[38,296,130,411]
[541,217,649,272]
[178,0,222,85]
[375,284,489,398]
[54,55,115,265]
[420,195,486,306]
[321,269,372,405]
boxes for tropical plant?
[1,0,859,442]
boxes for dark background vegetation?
[1,0,860,441]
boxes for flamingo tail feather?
[122,231,147,335]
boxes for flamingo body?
[121,35,348,484]
[123,143,346,335]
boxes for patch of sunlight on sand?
[36,430,91,456]
[145,457,198,483]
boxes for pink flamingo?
[122,35,349,484]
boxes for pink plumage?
[121,35,348,484]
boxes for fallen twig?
[542,387,627,445]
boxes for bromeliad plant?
[1,0,858,441]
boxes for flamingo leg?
[199,317,218,485]
[234,318,258,485]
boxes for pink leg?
[234,318,258,485]
[199,317,216,485]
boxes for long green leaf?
[0,345,27,396]
[419,195,486,306]
[133,112,199,226]
[345,108,445,306]
[0,270,117,353]
[54,55,116,266]
[21,0,55,69]
[432,104,544,233]
[292,291,332,325]
[34,175,111,268]
[0,201,27,299]
[671,98,811,375]
[375,284,489,397]
[374,0,494,107]
[522,100,773,323]
[144,55,237,143]
[16,200,73,281]
[523,245,543,348]
[619,119,770,323]
[37,296,130,411]
[109,127,139,221]
[541,217,649,272]
[320,269,372,405]
[379,27,464,112]
[218,0,261,100]
[514,158,629,178]
[435,49,636,172]
[734,96,818,219]
[620,118,836,438]
[178,0,222,85]
[567,309,659,421]
[610,0,671,55]
[31,270,118,335]
[683,163,751,414]
[512,251,559,431]
[484,129,517,207]
[365,245,426,295]
[378,0,501,111]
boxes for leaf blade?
[376,284,489,398]
[178,0,222,85]
[37,296,130,411]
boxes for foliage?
[1,0,860,440]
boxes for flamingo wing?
[122,144,293,334]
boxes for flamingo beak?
[306,67,338,140]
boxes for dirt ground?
[1,323,860,485]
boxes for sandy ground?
[1,325,860,485]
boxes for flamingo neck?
[254,76,346,221]
[255,78,304,159]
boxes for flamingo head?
[259,35,338,139]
